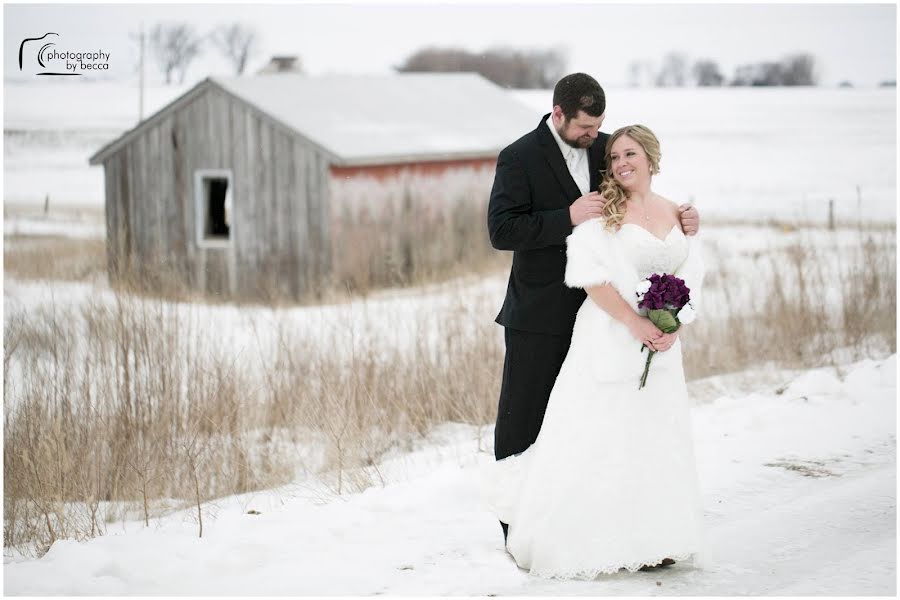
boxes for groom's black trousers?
[495,327,572,541]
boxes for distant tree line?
[629,52,820,87]
[731,54,817,86]
[395,46,567,89]
[143,22,264,84]
[394,46,825,89]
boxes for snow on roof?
[211,73,539,164]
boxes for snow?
[2,271,506,399]
[4,80,190,208]
[207,73,537,163]
[3,226,895,594]
[3,356,895,595]
[3,76,896,594]
[3,214,105,239]
[3,80,191,131]
[3,224,894,420]
[3,80,895,223]
[514,87,896,224]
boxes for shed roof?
[90,73,540,166]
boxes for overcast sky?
[3,2,897,87]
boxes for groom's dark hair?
[553,73,605,120]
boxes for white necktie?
[567,149,589,195]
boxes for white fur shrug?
[558,218,706,384]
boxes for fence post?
[856,185,862,229]
[828,198,835,231]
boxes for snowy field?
[4,225,895,383]
[3,80,190,213]
[3,77,897,595]
[514,87,896,225]
[3,80,897,226]
[3,219,897,594]
[4,355,896,595]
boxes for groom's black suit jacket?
[488,114,610,335]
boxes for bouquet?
[635,273,695,389]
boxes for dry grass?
[3,221,896,556]
[3,235,106,281]
[331,192,508,295]
[683,228,896,379]
[703,216,896,232]
[1,198,505,306]
[3,280,502,556]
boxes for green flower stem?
[637,308,683,389]
[639,348,656,389]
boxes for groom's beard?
[560,129,596,149]
[568,135,595,149]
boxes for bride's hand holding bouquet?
[633,273,695,389]
[624,313,664,351]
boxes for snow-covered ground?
[3,210,105,239]
[4,224,894,392]
[4,77,896,595]
[3,224,897,595]
[3,80,896,225]
[4,356,895,595]
[514,87,896,225]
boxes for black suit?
[487,114,609,539]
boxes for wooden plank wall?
[101,85,332,300]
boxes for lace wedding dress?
[485,221,711,579]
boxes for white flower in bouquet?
[635,280,652,296]
[678,302,696,324]
[635,273,693,389]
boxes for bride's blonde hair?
[599,125,662,230]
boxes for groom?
[487,73,699,541]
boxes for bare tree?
[532,46,567,89]
[396,46,567,89]
[730,64,756,86]
[691,59,724,86]
[730,53,818,86]
[760,62,787,85]
[654,52,689,87]
[780,53,817,85]
[210,24,258,76]
[148,23,204,84]
[730,62,780,86]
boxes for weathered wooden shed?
[88,73,535,299]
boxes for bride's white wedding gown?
[485,221,711,579]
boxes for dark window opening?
[204,177,230,239]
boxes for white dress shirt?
[546,114,590,196]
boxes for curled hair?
[598,125,662,230]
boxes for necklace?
[630,196,652,222]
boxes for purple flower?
[640,291,664,310]
[637,273,690,310]
[635,272,695,390]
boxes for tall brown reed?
[682,228,896,379]
[3,276,504,555]
[4,223,895,556]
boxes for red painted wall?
[329,157,496,181]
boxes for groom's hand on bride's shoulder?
[570,191,606,226]
[678,204,700,236]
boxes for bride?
[485,124,711,578]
